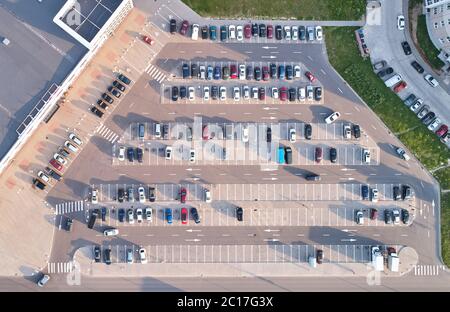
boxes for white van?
[384,74,402,88]
[155,123,161,138]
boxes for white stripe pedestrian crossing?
[55,201,84,215]
[96,125,120,144]
[413,265,445,276]
[47,262,73,273]
[145,64,166,83]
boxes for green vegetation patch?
[434,167,450,190]
[441,192,450,266]
[416,15,445,70]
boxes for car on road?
[330,147,337,163]
[236,207,243,221]
[139,248,147,264]
[377,67,393,78]
[397,15,405,30]
[396,147,411,160]
[180,20,189,35]
[305,174,321,181]
[94,246,101,262]
[315,147,323,163]
[180,187,187,203]
[191,207,201,223]
[401,209,410,224]
[362,185,369,200]
[305,71,316,82]
[127,209,134,224]
[384,209,393,224]
[411,61,424,73]
[371,188,379,202]
[363,149,371,164]
[355,210,364,225]
[401,41,412,55]
[424,74,439,87]
[325,112,340,124]
[103,228,119,236]
[304,123,312,140]
[169,19,177,33]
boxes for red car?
[370,208,378,220]
[142,35,154,45]
[393,81,407,93]
[49,159,63,171]
[259,87,265,100]
[181,208,188,224]
[202,125,209,140]
[262,66,269,81]
[436,124,448,137]
[315,147,323,163]
[267,25,273,39]
[180,20,189,35]
[280,87,288,101]
[230,64,238,79]
[180,187,187,203]
[244,24,252,38]
[305,71,316,82]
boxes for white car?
[343,124,352,139]
[37,275,50,287]
[236,25,243,41]
[139,247,147,264]
[306,85,314,100]
[242,125,249,142]
[138,187,146,203]
[284,26,291,40]
[69,133,83,146]
[243,86,250,99]
[91,188,98,204]
[199,65,206,79]
[136,208,143,222]
[272,87,279,99]
[145,207,152,221]
[397,15,405,30]
[363,149,371,164]
[239,64,246,80]
[294,65,301,78]
[252,87,258,99]
[392,209,401,224]
[165,146,172,160]
[396,147,411,161]
[289,128,296,143]
[292,26,298,40]
[220,86,227,100]
[64,141,78,153]
[37,170,50,183]
[299,87,306,101]
[315,26,323,41]
[204,189,211,203]
[229,25,236,39]
[128,209,134,224]
[103,228,119,236]
[233,87,240,101]
[355,210,364,225]
[189,149,195,163]
[191,24,199,40]
[410,99,423,112]
[203,86,210,100]
[325,112,341,124]
[428,118,441,131]
[118,146,125,161]
[371,188,379,202]
[424,74,439,87]
[53,153,67,165]
[188,87,195,101]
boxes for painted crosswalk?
[55,201,84,215]
[47,262,73,273]
[145,64,166,83]
[413,265,445,276]
[96,125,120,144]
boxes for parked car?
[397,15,405,30]
[421,112,436,125]
[353,124,361,138]
[373,60,386,71]
[169,19,177,33]
[393,81,407,93]
[362,185,369,200]
[363,149,371,164]
[316,250,323,264]
[236,207,243,221]
[180,20,189,35]
[402,185,413,200]
[436,124,448,137]
[377,67,393,78]
[401,41,412,55]
[305,174,321,181]
[304,124,312,140]
[181,207,188,224]
[191,207,201,223]
[371,188,379,202]
[305,71,316,82]
[384,209,393,224]
[315,147,323,163]
[179,187,187,203]
[393,186,401,200]
[370,208,378,220]
[165,208,173,224]
[428,118,441,131]
[411,61,424,73]
[329,147,337,163]
[392,209,401,224]
[401,209,410,224]
[118,74,131,85]
[355,210,364,225]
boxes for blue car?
[207,65,213,80]
[278,65,285,79]
[165,208,173,224]
[210,26,217,40]
[214,66,221,80]
[277,147,285,164]
[220,25,227,41]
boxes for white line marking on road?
[337,87,343,94]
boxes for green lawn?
[441,192,450,265]
[434,167,450,190]
[416,15,445,70]
[182,0,366,20]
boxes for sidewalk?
[74,246,418,278]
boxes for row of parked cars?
[355,208,409,225]
[111,186,194,204]
[361,184,412,203]
[94,245,148,265]
[90,74,131,118]
[171,85,322,102]
[181,63,316,82]
[171,19,323,42]
[32,132,83,191]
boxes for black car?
[102,93,114,104]
[361,185,369,200]
[401,41,412,55]
[316,249,323,264]
[384,209,393,224]
[305,174,321,181]
[101,207,107,221]
[270,63,277,79]
[421,111,436,125]
[118,74,131,85]
[330,148,337,163]
[236,207,243,221]
[286,65,293,80]
[108,86,121,98]
[314,87,322,101]
[182,64,189,78]
[266,127,272,142]
[353,124,361,138]
[118,188,125,203]
[149,186,156,202]
[284,146,292,164]
[246,65,253,80]
[90,106,104,118]
[220,25,227,41]
[402,185,412,200]
[275,25,283,40]
[288,88,296,101]
[118,208,125,222]
[65,218,73,231]
[127,147,134,162]
[377,67,393,78]
[33,178,46,190]
[252,23,258,37]
[299,26,306,40]
[211,85,218,100]
[190,207,200,223]
[401,209,410,224]
[172,86,179,101]
[104,248,112,265]
[304,123,312,140]
[411,60,424,73]
[201,25,208,39]
[180,86,187,99]
[170,19,177,34]
[96,99,108,110]
[112,80,126,92]
[136,147,143,163]
[94,246,101,262]
[254,66,261,81]
[191,64,198,78]
[393,186,401,200]
[259,24,266,37]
